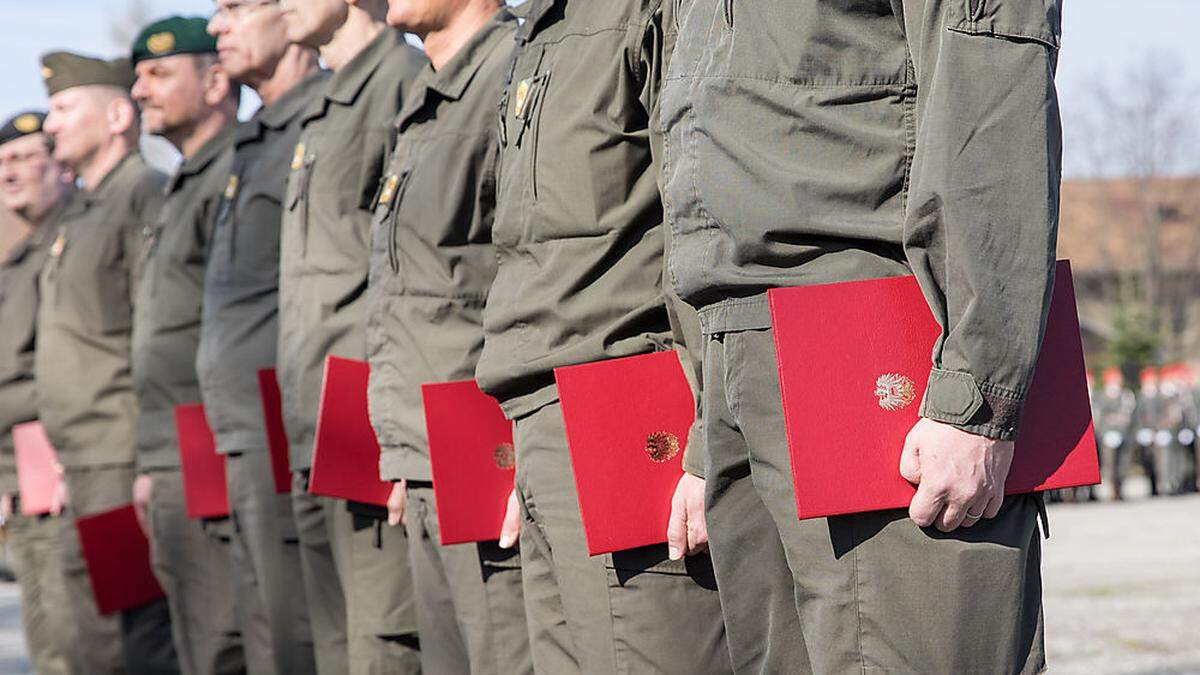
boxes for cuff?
[682,418,705,478]
[919,368,1025,441]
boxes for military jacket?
[278,30,425,469]
[197,71,330,455]
[36,153,165,467]
[366,10,517,482]
[662,0,1063,440]
[132,128,234,470]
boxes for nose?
[208,11,226,37]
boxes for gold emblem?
[50,232,66,258]
[13,114,40,134]
[493,443,516,470]
[291,143,306,170]
[513,79,531,120]
[224,175,239,200]
[874,374,917,411]
[645,432,680,463]
[146,32,177,55]
[40,66,54,80]
[378,174,400,205]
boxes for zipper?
[386,170,413,275]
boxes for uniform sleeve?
[898,0,1063,440]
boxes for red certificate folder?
[422,380,515,545]
[308,356,391,507]
[76,504,166,615]
[257,369,293,494]
[555,351,693,556]
[12,422,62,517]
[768,260,1100,520]
[175,405,229,519]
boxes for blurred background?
[1,0,1198,673]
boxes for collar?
[423,8,517,103]
[84,151,139,204]
[177,125,235,179]
[328,28,403,106]
[240,69,333,145]
[516,0,558,43]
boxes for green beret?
[0,111,47,148]
[132,16,217,65]
[41,52,135,96]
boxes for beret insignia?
[147,32,177,55]
[13,114,40,134]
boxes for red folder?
[76,504,166,615]
[257,369,293,494]
[308,357,391,506]
[422,380,515,545]
[12,422,62,517]
[175,405,229,519]
[555,351,693,556]
[768,260,1100,520]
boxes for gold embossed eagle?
[874,373,916,411]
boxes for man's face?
[279,0,346,49]
[387,0,467,34]
[0,134,66,217]
[132,55,210,143]
[43,88,111,171]
[208,0,290,84]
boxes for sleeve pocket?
[947,0,1061,50]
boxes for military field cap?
[41,51,135,96]
[0,111,47,147]
[132,16,218,65]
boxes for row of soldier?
[0,0,1066,674]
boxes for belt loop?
[1034,492,1050,539]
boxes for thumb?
[666,491,687,561]
[899,431,922,485]
[386,481,406,528]
[499,488,521,549]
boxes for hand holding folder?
[76,504,166,615]
[12,421,63,517]
[308,357,392,507]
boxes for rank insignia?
[645,431,680,463]
[224,175,239,200]
[13,114,40,134]
[493,443,516,470]
[378,174,400,205]
[874,373,917,411]
[291,143,306,170]
[513,79,531,120]
[49,231,66,258]
[146,32,176,55]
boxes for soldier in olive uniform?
[0,110,75,675]
[661,0,1062,671]
[275,1,425,672]
[1095,368,1136,500]
[127,18,246,675]
[475,1,731,673]
[37,51,179,674]
[366,1,530,673]
[203,2,328,672]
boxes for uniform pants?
[403,485,530,675]
[61,464,179,674]
[292,471,421,675]
[146,470,245,675]
[703,328,1046,674]
[226,451,316,675]
[513,400,730,674]
[8,509,72,675]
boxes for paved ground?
[0,492,1194,674]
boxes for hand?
[132,474,154,534]
[498,488,521,549]
[0,492,12,524]
[50,479,69,516]
[387,480,407,527]
[667,473,708,560]
[899,418,1015,532]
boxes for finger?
[898,432,922,485]
[499,489,521,549]
[958,496,990,528]
[982,491,1005,519]
[667,497,687,560]
[908,481,946,528]
[936,493,972,533]
[386,481,406,527]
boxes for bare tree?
[109,0,153,53]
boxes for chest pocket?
[503,44,551,203]
[49,227,132,335]
[285,145,316,256]
[947,0,1061,49]
[374,169,413,275]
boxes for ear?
[203,63,233,108]
[106,95,138,137]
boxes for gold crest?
[50,232,66,258]
[378,174,400,205]
[645,431,680,463]
[291,143,306,170]
[874,373,917,411]
[40,66,54,80]
[13,114,40,134]
[493,443,516,470]
[513,79,531,120]
[224,175,239,200]
[146,32,177,55]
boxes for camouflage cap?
[131,16,217,65]
[41,51,135,96]
[0,111,47,148]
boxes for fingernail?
[668,546,681,560]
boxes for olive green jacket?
[278,29,426,470]
[132,128,234,471]
[366,9,518,482]
[36,152,166,467]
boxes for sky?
[0,0,1197,175]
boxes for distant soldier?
[1133,368,1162,496]
[37,51,178,673]
[0,110,75,675]
[1095,367,1136,500]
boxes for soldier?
[127,17,246,675]
[275,1,425,672]
[1133,369,1161,496]
[366,1,530,672]
[662,0,1062,671]
[474,1,731,673]
[37,51,179,674]
[203,2,328,672]
[1095,367,1136,500]
[0,110,75,675]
